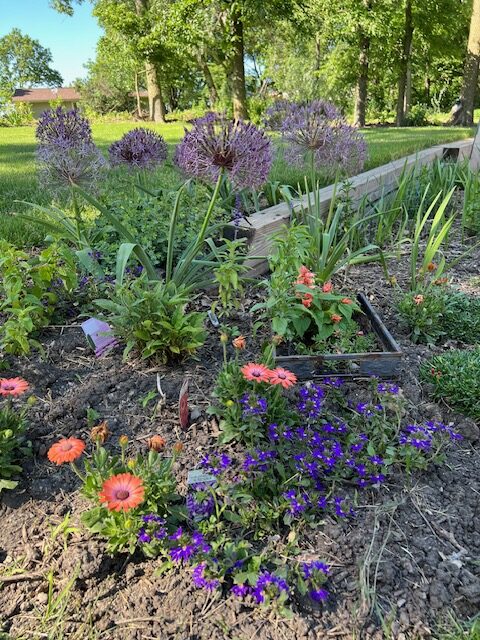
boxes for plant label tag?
[187,469,216,486]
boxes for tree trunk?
[145,60,166,122]
[134,71,142,118]
[230,8,249,120]
[354,1,372,128]
[404,57,412,116]
[196,51,219,107]
[396,0,414,126]
[460,0,480,126]
[135,0,166,123]
[354,33,370,127]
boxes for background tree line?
[2,0,479,125]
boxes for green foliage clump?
[0,241,78,354]
[95,278,206,363]
[422,349,480,420]
[0,405,30,492]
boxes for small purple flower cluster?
[301,560,330,602]
[280,100,367,176]
[399,420,462,451]
[251,571,289,604]
[200,452,232,476]
[377,382,400,395]
[354,401,384,418]
[168,528,211,563]
[192,563,220,591]
[297,383,324,419]
[243,449,277,472]
[137,514,167,544]
[186,483,215,520]
[109,127,168,169]
[174,112,272,190]
[240,393,268,417]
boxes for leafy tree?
[0,29,63,93]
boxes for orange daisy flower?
[269,368,297,389]
[48,438,85,465]
[232,335,246,350]
[240,363,271,383]
[322,282,333,293]
[331,314,342,324]
[99,473,145,512]
[0,377,29,397]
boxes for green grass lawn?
[0,120,475,246]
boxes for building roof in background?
[12,87,82,103]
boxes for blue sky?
[2,0,102,84]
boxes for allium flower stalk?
[174,112,272,190]
[109,128,168,169]
[281,100,367,177]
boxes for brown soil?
[0,229,479,640]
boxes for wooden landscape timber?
[230,138,474,276]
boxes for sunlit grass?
[0,120,475,246]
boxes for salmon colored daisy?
[322,282,333,293]
[241,363,271,383]
[47,438,86,465]
[0,377,29,397]
[331,314,342,323]
[232,335,246,350]
[269,368,297,389]
[99,473,145,512]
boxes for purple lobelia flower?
[187,484,215,520]
[174,112,273,190]
[109,127,168,169]
[36,107,105,190]
[192,563,219,591]
[281,100,367,176]
[252,571,289,604]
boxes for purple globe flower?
[263,99,297,131]
[174,112,273,189]
[281,100,367,176]
[36,107,105,190]
[109,127,168,169]
[36,107,93,147]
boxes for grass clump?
[422,348,480,420]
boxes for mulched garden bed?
[0,232,479,640]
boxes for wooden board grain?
[229,138,474,276]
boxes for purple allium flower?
[263,99,297,131]
[109,127,168,169]
[37,139,106,190]
[281,100,367,176]
[192,563,219,591]
[309,588,329,602]
[36,107,93,146]
[36,107,105,190]
[174,112,272,189]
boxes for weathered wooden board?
[274,293,403,380]
[231,138,474,276]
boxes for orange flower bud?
[331,313,342,323]
[232,335,246,350]
[322,282,333,293]
[173,441,184,455]
[148,435,166,452]
[119,435,129,447]
[90,421,110,444]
